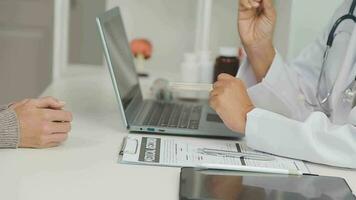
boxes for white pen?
[198,148,275,161]
[197,163,303,176]
[168,82,213,92]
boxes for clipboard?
[119,137,139,155]
[118,135,311,175]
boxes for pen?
[198,148,275,161]
[119,137,128,156]
[197,163,303,176]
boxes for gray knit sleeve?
[0,104,8,111]
[0,107,19,148]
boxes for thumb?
[35,97,66,109]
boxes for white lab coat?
[238,0,356,168]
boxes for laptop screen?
[100,9,140,109]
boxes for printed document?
[120,135,310,174]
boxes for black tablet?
[179,168,355,200]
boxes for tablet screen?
[180,168,355,200]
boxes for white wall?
[273,0,292,58]
[287,0,343,60]
[68,0,106,66]
[0,0,54,104]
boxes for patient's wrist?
[244,43,276,82]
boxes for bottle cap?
[219,47,237,57]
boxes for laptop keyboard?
[143,102,202,129]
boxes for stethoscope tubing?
[306,0,356,116]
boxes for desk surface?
[0,67,355,200]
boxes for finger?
[261,0,275,17]
[248,0,260,8]
[261,0,273,8]
[209,87,224,98]
[213,81,226,89]
[42,109,73,122]
[209,90,219,98]
[240,0,260,9]
[214,79,233,90]
[10,99,30,109]
[217,73,235,81]
[46,122,72,134]
[35,97,66,109]
[45,133,69,143]
[18,99,31,105]
[240,0,253,9]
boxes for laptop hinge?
[125,90,144,125]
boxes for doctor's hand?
[238,0,276,82]
[11,97,73,148]
[209,74,255,134]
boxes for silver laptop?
[96,7,242,138]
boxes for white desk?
[0,67,355,200]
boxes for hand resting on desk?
[11,97,73,148]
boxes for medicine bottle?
[181,53,200,83]
[213,47,240,82]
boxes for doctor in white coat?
[209,0,356,168]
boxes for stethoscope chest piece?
[344,79,356,108]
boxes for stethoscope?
[305,0,356,116]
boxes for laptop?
[96,7,242,138]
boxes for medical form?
[120,135,310,175]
